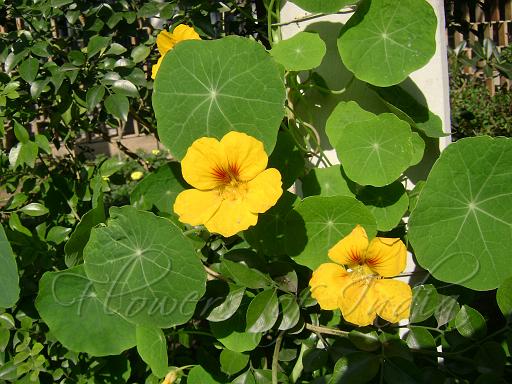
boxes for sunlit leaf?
[153,36,285,160]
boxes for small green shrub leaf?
[455,305,487,339]
[0,225,19,308]
[410,284,438,323]
[329,352,380,384]
[220,349,249,376]
[245,289,279,333]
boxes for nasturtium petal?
[174,189,222,226]
[83,206,206,328]
[244,168,282,214]
[409,137,512,290]
[205,199,258,237]
[337,0,437,86]
[334,113,413,186]
[328,225,368,266]
[35,265,136,356]
[270,32,326,71]
[285,196,377,270]
[290,0,354,13]
[309,263,349,310]
[153,36,286,160]
[374,279,412,323]
[220,131,268,181]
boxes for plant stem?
[272,331,285,384]
[272,8,356,27]
[305,323,349,337]
[267,0,276,47]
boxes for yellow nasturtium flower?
[309,225,412,326]
[130,171,144,181]
[152,24,201,79]
[174,131,283,237]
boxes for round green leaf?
[409,132,425,166]
[20,203,49,217]
[270,32,326,71]
[325,101,375,149]
[301,166,356,198]
[105,93,129,121]
[130,163,187,214]
[290,0,353,13]
[356,181,409,231]
[35,265,136,356]
[285,196,377,270]
[334,113,413,187]
[455,305,487,339]
[329,352,380,384]
[408,137,512,290]
[83,206,206,328]
[0,225,19,308]
[409,284,438,324]
[210,311,262,352]
[338,0,437,86]
[245,289,279,333]
[136,326,168,378]
[496,276,512,318]
[220,349,249,376]
[153,36,285,160]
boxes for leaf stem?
[267,0,276,47]
[272,331,285,384]
[271,8,356,27]
[305,323,349,337]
